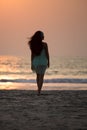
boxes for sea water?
[0,56,87,90]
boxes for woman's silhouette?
[28,31,50,95]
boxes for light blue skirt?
[32,49,48,74]
[33,65,47,74]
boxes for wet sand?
[0,90,87,130]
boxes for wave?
[0,78,87,84]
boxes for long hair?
[28,31,44,55]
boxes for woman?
[28,31,50,95]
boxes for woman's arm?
[44,43,50,68]
[31,53,35,70]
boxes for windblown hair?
[28,31,44,55]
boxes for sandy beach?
[0,90,87,130]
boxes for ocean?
[0,56,87,90]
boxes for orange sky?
[0,0,87,57]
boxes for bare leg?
[36,74,44,95]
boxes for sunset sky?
[0,0,87,57]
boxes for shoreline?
[0,90,87,130]
[0,82,87,90]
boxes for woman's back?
[32,47,48,66]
